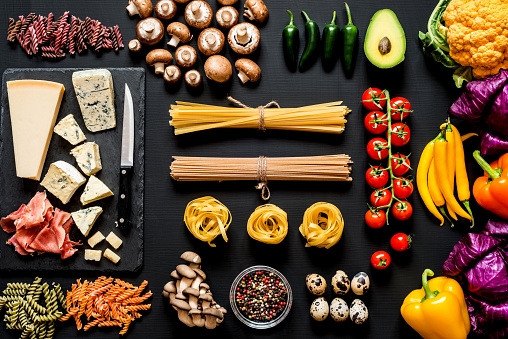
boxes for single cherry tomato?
[389,97,412,120]
[364,111,388,134]
[393,178,414,199]
[365,166,389,188]
[389,123,410,147]
[370,189,392,209]
[367,138,389,160]
[391,153,411,176]
[392,200,413,220]
[390,233,413,251]
[362,88,386,110]
[365,209,386,229]
[371,251,391,269]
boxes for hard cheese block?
[71,206,103,237]
[72,69,116,132]
[54,114,86,145]
[80,175,113,205]
[70,142,102,176]
[6,80,65,180]
[40,160,86,204]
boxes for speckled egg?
[306,273,327,295]
[349,299,368,324]
[310,297,329,321]
[351,272,370,295]
[331,270,350,295]
[329,297,349,322]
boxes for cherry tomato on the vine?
[393,178,414,199]
[365,166,389,188]
[362,88,386,111]
[371,251,391,269]
[367,138,389,160]
[390,233,413,251]
[391,153,411,176]
[389,97,412,120]
[370,189,392,209]
[365,209,386,229]
[389,123,411,147]
[392,200,413,220]
[364,111,388,134]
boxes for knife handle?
[117,166,132,230]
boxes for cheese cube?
[40,161,86,204]
[80,175,113,205]
[54,114,86,145]
[104,248,120,264]
[105,231,122,249]
[72,69,116,132]
[71,206,103,237]
[84,249,102,261]
[70,142,102,176]
[87,231,105,248]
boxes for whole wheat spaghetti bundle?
[169,98,351,135]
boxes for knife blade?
[117,83,134,230]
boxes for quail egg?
[349,299,368,324]
[331,270,350,295]
[306,273,327,295]
[351,272,370,295]
[310,297,329,321]
[329,297,349,322]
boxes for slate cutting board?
[0,67,145,272]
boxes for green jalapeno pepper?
[341,3,358,74]
[282,10,299,72]
[322,11,340,70]
[299,11,320,72]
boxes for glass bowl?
[229,265,293,329]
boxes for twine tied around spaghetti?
[256,156,270,200]
[227,96,280,131]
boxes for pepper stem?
[461,200,474,228]
[420,269,439,302]
[286,10,294,25]
[330,11,336,25]
[473,150,502,180]
[301,11,311,23]
[344,3,353,25]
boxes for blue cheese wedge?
[41,161,86,204]
[72,69,116,132]
[53,114,86,145]
[71,206,103,237]
[70,142,102,176]
[80,175,113,205]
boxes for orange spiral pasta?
[299,202,345,249]
[247,204,288,244]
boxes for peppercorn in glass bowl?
[230,265,292,329]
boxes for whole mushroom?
[204,55,232,83]
[155,0,177,20]
[180,251,201,269]
[198,28,225,56]
[243,0,268,24]
[175,45,197,67]
[128,39,142,52]
[136,17,165,45]
[167,22,193,48]
[175,264,196,298]
[202,308,223,329]
[235,58,261,84]
[163,65,182,84]
[218,0,238,4]
[146,49,173,74]
[185,70,202,87]
[185,1,213,29]
[170,299,195,327]
[126,0,153,18]
[216,6,239,29]
[228,23,260,55]
[189,308,205,327]
[174,0,190,3]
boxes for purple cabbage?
[480,131,508,156]
[466,296,508,339]
[486,83,508,136]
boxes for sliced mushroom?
[170,299,195,327]
[235,58,261,83]
[163,65,181,84]
[204,55,232,82]
[126,0,153,18]
[228,22,260,54]
[175,45,197,67]
[218,0,238,4]
[128,39,142,52]
[189,308,205,327]
[146,49,173,74]
[202,308,223,329]
[167,22,193,48]
[243,0,269,24]
[136,17,165,45]
[185,1,213,29]
[216,6,239,29]
[155,0,177,20]
[198,28,225,56]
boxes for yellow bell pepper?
[400,269,470,339]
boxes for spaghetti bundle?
[169,99,351,135]
[247,204,288,244]
[299,202,345,249]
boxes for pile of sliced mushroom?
[163,251,227,329]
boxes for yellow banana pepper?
[400,269,470,339]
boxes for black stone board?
[0,68,145,272]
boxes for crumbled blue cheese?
[71,206,103,237]
[70,142,102,176]
[80,175,113,205]
[72,69,116,132]
[40,161,86,204]
[53,114,86,145]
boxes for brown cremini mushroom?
[174,0,190,3]
[163,65,182,84]
[218,0,238,4]
[198,28,225,56]
[243,0,268,24]
[228,22,260,54]
[235,58,261,83]
[202,308,223,329]
[175,45,197,67]
[126,0,153,18]
[204,55,232,83]
[136,17,165,45]
[155,0,177,20]
[185,1,213,29]
[170,299,195,327]
[146,49,173,74]
[185,70,202,87]
[167,22,193,48]
[216,6,239,29]
[128,39,142,52]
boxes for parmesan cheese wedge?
[88,231,105,248]
[105,231,123,249]
[104,248,120,264]
[85,249,102,261]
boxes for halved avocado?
[364,9,406,68]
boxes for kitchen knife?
[117,83,134,230]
